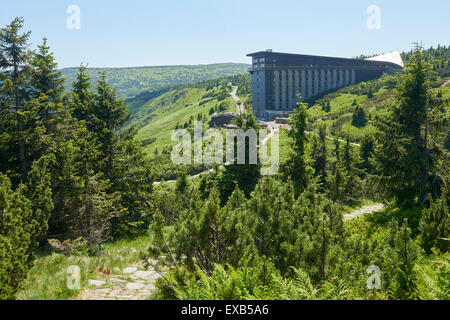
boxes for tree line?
[0,18,153,299]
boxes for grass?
[17,233,153,300]
[135,87,240,154]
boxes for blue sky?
[1,0,449,68]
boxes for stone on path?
[88,279,106,287]
[94,288,111,295]
[109,278,127,284]
[123,267,138,274]
[108,289,122,297]
[126,282,146,290]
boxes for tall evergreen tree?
[0,17,32,183]
[71,64,94,125]
[312,123,328,189]
[374,44,447,205]
[285,95,310,194]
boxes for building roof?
[247,50,403,69]
[366,51,404,68]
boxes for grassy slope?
[61,63,249,98]
[307,76,450,142]
[135,87,239,154]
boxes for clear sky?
[1,0,449,68]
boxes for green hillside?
[130,74,251,154]
[306,74,450,143]
[61,63,249,98]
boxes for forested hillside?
[1,17,449,301]
[61,63,249,98]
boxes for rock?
[133,280,147,284]
[109,278,127,284]
[132,270,154,279]
[123,267,138,274]
[88,279,106,287]
[108,289,122,297]
[94,288,111,295]
[126,282,146,290]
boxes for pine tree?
[285,95,310,194]
[312,123,328,189]
[0,17,32,183]
[71,64,94,125]
[91,71,130,177]
[419,182,449,253]
[86,71,153,236]
[218,111,261,203]
[351,106,367,127]
[359,134,374,173]
[385,219,419,299]
[0,158,52,299]
[374,44,447,206]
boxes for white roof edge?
[366,51,404,68]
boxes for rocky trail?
[343,203,385,221]
[76,260,162,300]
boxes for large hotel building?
[247,50,404,119]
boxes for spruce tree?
[285,95,310,194]
[0,17,32,183]
[312,123,328,189]
[71,64,94,125]
[374,44,447,205]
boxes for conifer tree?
[374,44,447,205]
[312,123,328,189]
[0,158,52,299]
[285,95,310,194]
[71,64,94,125]
[419,181,449,253]
[359,134,374,173]
[0,17,32,183]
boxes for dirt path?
[76,260,162,300]
[343,203,385,221]
[230,86,245,114]
[153,169,213,186]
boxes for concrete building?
[248,50,404,119]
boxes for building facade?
[248,50,404,119]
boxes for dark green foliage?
[419,183,449,253]
[0,159,52,299]
[385,219,419,299]
[359,134,375,173]
[0,17,32,183]
[374,44,447,206]
[217,111,261,203]
[285,95,311,194]
[312,123,328,189]
[351,105,367,127]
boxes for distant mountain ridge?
[60,63,249,98]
